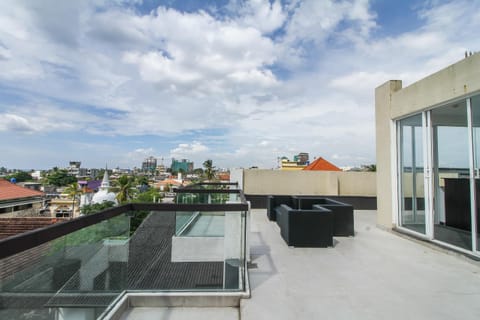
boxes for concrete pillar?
[375,80,402,228]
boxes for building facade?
[0,180,45,217]
[171,158,194,173]
[142,156,157,173]
[375,53,480,256]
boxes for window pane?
[431,101,472,250]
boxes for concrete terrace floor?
[242,209,480,320]
[120,209,480,319]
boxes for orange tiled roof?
[217,172,230,181]
[303,157,342,171]
[155,179,183,187]
[0,179,44,201]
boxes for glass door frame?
[423,111,434,239]
[396,112,430,237]
[466,97,478,253]
[395,95,480,255]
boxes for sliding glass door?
[431,101,472,250]
[397,93,480,254]
[398,114,426,234]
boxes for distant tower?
[142,156,157,173]
[91,169,117,204]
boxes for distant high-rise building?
[142,156,157,173]
[171,158,194,173]
[293,153,309,165]
[69,161,81,168]
[67,161,81,176]
[156,164,166,173]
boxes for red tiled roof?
[0,179,44,201]
[303,157,342,171]
[0,217,61,240]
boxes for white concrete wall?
[337,172,376,196]
[229,168,244,188]
[391,55,480,119]
[242,169,376,196]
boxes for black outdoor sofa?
[267,195,354,247]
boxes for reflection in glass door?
[471,95,480,253]
[431,101,472,251]
[399,114,426,234]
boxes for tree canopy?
[5,171,33,182]
[203,159,215,181]
[115,175,135,203]
[134,187,162,203]
[81,201,116,215]
[45,169,77,186]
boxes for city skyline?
[1,0,479,169]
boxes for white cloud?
[231,0,287,34]
[1,0,480,169]
[0,113,35,132]
[170,141,209,158]
[281,0,375,46]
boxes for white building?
[375,53,480,257]
[91,171,118,205]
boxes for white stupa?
[91,170,118,205]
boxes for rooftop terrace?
[118,209,480,319]
[1,183,479,319]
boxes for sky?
[0,0,479,170]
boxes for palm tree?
[203,159,215,181]
[65,182,80,217]
[116,175,134,204]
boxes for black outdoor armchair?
[275,204,333,247]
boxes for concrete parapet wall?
[242,169,376,197]
[337,172,376,196]
[391,54,480,119]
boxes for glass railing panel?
[223,210,246,290]
[176,193,201,204]
[176,192,241,204]
[0,213,131,320]
[175,211,199,235]
[1,205,248,320]
[176,212,225,237]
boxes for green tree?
[64,182,80,215]
[46,169,77,186]
[136,175,149,186]
[115,175,135,203]
[95,169,106,180]
[134,187,162,203]
[80,201,116,215]
[6,171,33,182]
[203,159,215,181]
[193,168,204,175]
